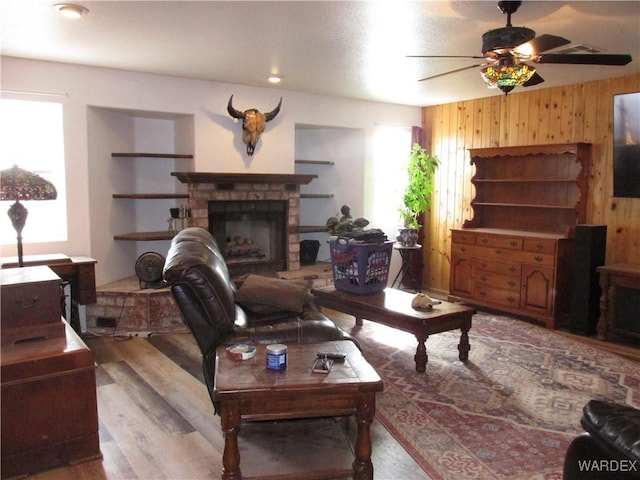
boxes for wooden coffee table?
[213,340,383,480]
[312,287,475,372]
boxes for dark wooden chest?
[0,266,64,344]
[1,322,101,478]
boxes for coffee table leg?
[414,334,428,372]
[458,325,470,361]
[352,393,376,480]
[220,400,242,480]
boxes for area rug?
[148,311,640,480]
[331,312,640,480]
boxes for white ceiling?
[2,1,639,106]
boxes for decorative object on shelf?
[397,143,439,247]
[227,95,282,156]
[134,251,166,289]
[0,165,57,267]
[167,205,191,232]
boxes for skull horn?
[264,97,283,122]
[227,95,245,119]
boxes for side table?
[597,263,640,341]
[391,243,422,292]
[214,340,383,480]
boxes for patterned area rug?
[332,312,640,480]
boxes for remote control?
[317,352,346,360]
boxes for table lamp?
[0,165,57,267]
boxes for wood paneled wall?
[422,74,640,294]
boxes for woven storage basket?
[329,240,393,294]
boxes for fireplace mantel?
[172,172,316,186]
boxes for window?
[370,125,412,235]
[0,98,67,246]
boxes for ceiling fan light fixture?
[482,27,535,57]
[53,3,89,19]
[481,61,536,94]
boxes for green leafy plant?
[399,143,440,229]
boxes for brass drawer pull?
[480,262,488,268]
[480,275,487,281]
[536,243,544,250]
[507,296,516,303]
[481,238,488,244]
[510,240,518,247]
[509,266,517,273]
[534,255,543,262]
[508,280,517,287]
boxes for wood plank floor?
[28,323,429,480]
[24,307,639,480]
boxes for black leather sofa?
[162,227,357,408]
[564,400,640,479]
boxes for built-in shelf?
[295,160,335,166]
[113,193,189,199]
[471,202,578,210]
[294,226,327,234]
[111,153,194,159]
[112,152,193,242]
[300,193,334,199]
[113,231,177,241]
[473,179,578,183]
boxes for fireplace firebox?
[209,200,288,275]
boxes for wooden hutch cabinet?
[449,143,591,329]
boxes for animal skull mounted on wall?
[227,95,282,156]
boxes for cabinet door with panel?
[450,254,474,296]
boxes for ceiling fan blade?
[418,64,484,82]
[523,71,544,87]
[408,55,486,59]
[536,53,632,65]
[525,34,570,53]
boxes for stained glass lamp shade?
[481,61,536,94]
[0,165,57,267]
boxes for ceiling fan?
[409,1,632,94]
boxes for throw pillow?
[235,274,311,313]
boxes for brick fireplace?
[173,172,317,272]
[87,172,325,334]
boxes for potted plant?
[397,143,440,246]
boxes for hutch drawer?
[474,285,521,309]
[476,233,523,250]
[523,238,556,254]
[475,271,521,291]
[474,258,521,276]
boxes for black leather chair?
[564,400,640,479]
[162,227,358,410]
